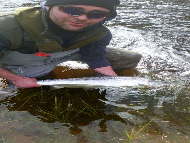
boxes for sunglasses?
[58,5,109,19]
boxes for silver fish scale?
[36,76,155,88]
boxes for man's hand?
[93,66,118,76]
[0,68,41,89]
[11,76,41,89]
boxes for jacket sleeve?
[79,30,112,69]
[0,33,10,67]
[0,33,10,52]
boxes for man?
[0,0,141,89]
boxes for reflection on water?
[0,0,190,142]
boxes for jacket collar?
[40,8,64,44]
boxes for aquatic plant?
[114,117,155,142]
[1,135,9,143]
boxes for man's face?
[47,5,110,31]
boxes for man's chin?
[62,25,87,31]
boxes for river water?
[0,0,190,142]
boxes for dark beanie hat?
[45,0,120,10]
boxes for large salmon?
[37,76,159,88]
